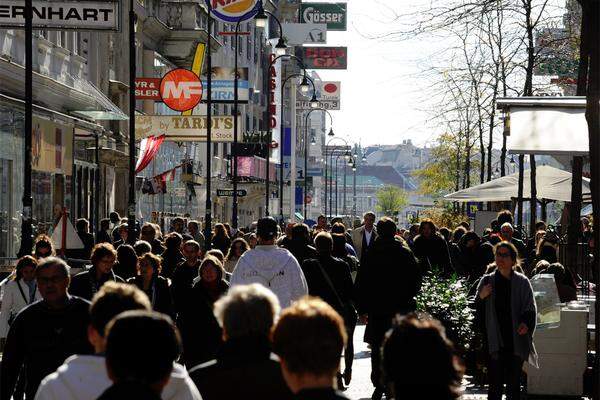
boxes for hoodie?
[34,355,202,400]
[230,245,308,307]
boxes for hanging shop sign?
[206,0,260,23]
[299,3,347,31]
[32,116,73,175]
[297,46,347,70]
[297,81,341,110]
[135,115,238,142]
[217,189,247,197]
[269,52,282,163]
[242,130,271,144]
[282,23,327,45]
[160,69,203,112]
[135,78,161,100]
[201,67,249,102]
[0,0,120,30]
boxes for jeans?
[488,350,524,400]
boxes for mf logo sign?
[160,69,203,112]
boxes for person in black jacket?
[161,233,186,279]
[1,257,93,400]
[457,231,495,283]
[140,223,166,256]
[285,223,318,267]
[211,224,231,255]
[112,244,138,280]
[412,219,453,276]
[75,218,95,260]
[127,253,175,318]
[95,219,113,245]
[301,232,356,388]
[171,240,202,312]
[189,284,293,400]
[69,243,125,301]
[355,217,421,400]
[177,255,229,368]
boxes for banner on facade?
[135,78,161,100]
[299,3,347,31]
[269,51,282,163]
[0,0,120,30]
[32,116,73,175]
[201,67,249,102]
[135,115,237,142]
[296,47,348,70]
[282,23,327,45]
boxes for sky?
[305,0,446,148]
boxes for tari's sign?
[135,115,238,142]
[0,0,120,30]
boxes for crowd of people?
[0,208,591,399]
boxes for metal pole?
[335,157,338,216]
[329,152,333,218]
[304,113,309,220]
[204,7,213,249]
[353,161,357,222]
[94,133,100,234]
[279,76,285,224]
[127,0,136,244]
[17,0,33,257]
[324,148,328,218]
[343,161,347,215]
[232,19,242,230]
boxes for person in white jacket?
[35,282,201,400]
[230,217,308,308]
[0,256,43,342]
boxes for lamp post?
[127,0,137,244]
[280,72,316,224]
[204,3,214,249]
[303,108,334,220]
[265,51,317,219]
[324,136,351,218]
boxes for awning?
[497,97,587,156]
[444,165,591,203]
[295,212,304,221]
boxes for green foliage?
[416,270,474,352]
[418,203,469,229]
[375,185,408,216]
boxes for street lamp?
[279,73,316,224]
[303,108,334,220]
[300,76,310,94]
[328,127,334,137]
[324,136,351,218]
[310,93,319,108]
[254,5,268,28]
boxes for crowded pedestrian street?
[1,0,600,399]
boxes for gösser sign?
[0,0,120,30]
[300,2,347,31]
[206,0,260,23]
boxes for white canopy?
[444,166,591,203]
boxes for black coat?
[296,388,350,400]
[412,233,453,276]
[177,279,229,368]
[97,382,161,400]
[286,243,318,267]
[161,250,185,279]
[189,336,294,400]
[170,261,201,312]
[355,237,420,317]
[95,230,112,245]
[0,297,93,400]
[211,236,231,255]
[127,275,175,318]
[458,242,495,282]
[301,255,355,320]
[68,266,125,301]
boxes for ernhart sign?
[0,0,120,30]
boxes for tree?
[375,185,408,216]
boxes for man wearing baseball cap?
[230,217,307,307]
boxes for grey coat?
[477,270,538,367]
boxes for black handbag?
[316,261,357,323]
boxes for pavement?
[344,324,488,400]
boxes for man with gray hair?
[1,257,93,400]
[499,222,527,259]
[189,284,293,400]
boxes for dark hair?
[133,240,152,257]
[330,222,346,235]
[272,297,346,376]
[91,243,117,266]
[90,282,151,336]
[257,217,278,241]
[104,311,181,385]
[76,218,89,232]
[418,219,437,235]
[494,241,519,264]
[35,256,70,278]
[535,221,547,231]
[165,233,183,251]
[382,314,464,399]
[409,224,419,236]
[140,223,156,239]
[458,221,470,230]
[199,255,225,282]
[214,223,230,240]
[377,217,397,238]
[15,255,37,280]
[452,226,467,243]
[459,231,480,248]
[439,227,451,242]
[291,223,310,245]
[206,249,225,263]
[182,240,201,253]
[139,253,162,275]
[33,235,56,258]
[497,210,513,226]
[116,244,138,274]
[225,238,249,262]
[314,232,333,254]
[490,219,499,232]
[331,233,347,258]
[100,219,111,230]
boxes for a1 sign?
[135,78,161,100]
